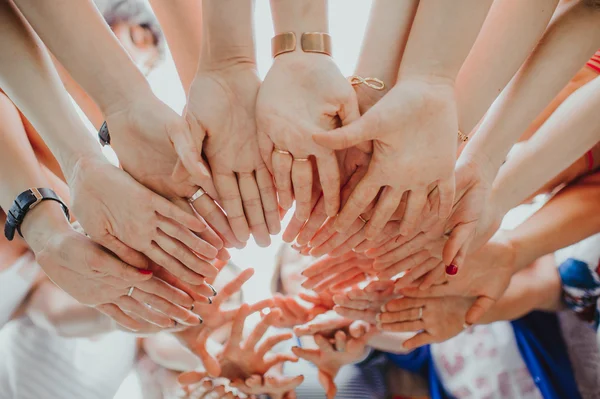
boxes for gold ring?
[188,187,206,203]
[348,75,386,91]
[294,158,310,162]
[358,215,368,224]
[418,307,423,320]
[457,130,469,142]
[127,287,135,297]
[274,148,291,156]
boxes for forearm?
[502,172,600,272]
[491,75,600,215]
[149,0,203,94]
[456,0,559,134]
[200,0,256,70]
[353,0,418,89]
[0,2,103,181]
[270,0,328,35]
[463,1,600,172]
[398,0,493,83]
[478,255,562,324]
[11,0,152,114]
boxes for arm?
[148,0,203,95]
[457,0,560,134]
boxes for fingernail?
[207,297,213,305]
[190,304,195,311]
[199,163,211,178]
[138,269,153,275]
[446,264,458,276]
[380,304,386,312]
[207,284,217,296]
[375,313,382,323]
[198,315,203,324]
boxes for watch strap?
[4,188,70,241]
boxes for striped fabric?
[586,49,600,74]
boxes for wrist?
[270,0,328,35]
[198,50,257,73]
[96,77,154,118]
[20,200,72,254]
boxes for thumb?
[318,370,337,399]
[171,119,210,182]
[465,296,495,324]
[442,222,475,267]
[313,116,375,150]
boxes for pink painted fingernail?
[138,269,153,275]
[446,264,458,275]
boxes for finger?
[437,177,455,221]
[397,190,427,236]
[238,172,271,247]
[227,304,251,350]
[98,234,148,269]
[332,294,373,311]
[330,271,368,292]
[246,309,281,349]
[256,333,294,358]
[403,331,434,350]
[380,319,425,332]
[296,197,328,245]
[136,276,194,308]
[301,260,350,290]
[257,130,275,172]
[190,193,244,249]
[157,216,219,260]
[334,174,380,232]
[117,296,174,328]
[272,150,294,211]
[316,153,341,217]
[383,297,425,312]
[333,306,377,324]
[302,254,348,279]
[419,263,447,290]
[312,113,375,150]
[153,232,217,279]
[378,250,430,280]
[96,303,144,332]
[214,173,250,244]
[313,267,364,293]
[255,165,281,235]
[365,186,403,240]
[378,307,423,324]
[291,158,313,221]
[178,371,208,386]
[465,296,496,324]
[442,223,474,269]
[171,123,211,183]
[293,317,350,337]
[130,288,200,326]
[317,369,337,399]
[290,346,320,364]
[193,328,222,377]
[396,258,441,290]
[283,298,309,320]
[282,214,306,243]
[263,353,299,370]
[310,218,364,257]
[335,330,347,352]
[373,233,429,270]
[155,195,209,235]
[212,268,254,307]
[369,232,417,260]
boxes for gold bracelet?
[272,32,332,58]
[457,130,469,142]
[348,75,385,91]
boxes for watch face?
[99,121,111,146]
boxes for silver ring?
[188,187,206,203]
[127,287,135,297]
[418,307,423,319]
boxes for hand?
[217,305,297,381]
[178,373,240,399]
[377,295,474,350]
[399,234,517,324]
[292,325,374,399]
[68,155,219,285]
[331,280,399,323]
[256,52,360,220]
[104,92,240,250]
[313,79,458,239]
[186,64,279,247]
[231,372,303,399]
[23,210,200,331]
[293,310,353,338]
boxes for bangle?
[272,32,332,58]
[348,75,385,91]
[457,130,469,142]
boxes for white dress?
[0,253,137,399]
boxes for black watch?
[98,121,111,146]
[4,188,70,241]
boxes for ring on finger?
[127,287,135,297]
[358,215,368,224]
[188,187,206,203]
[274,148,291,156]
[418,306,423,320]
[294,157,310,162]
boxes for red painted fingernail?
[445,264,458,275]
[138,269,153,275]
